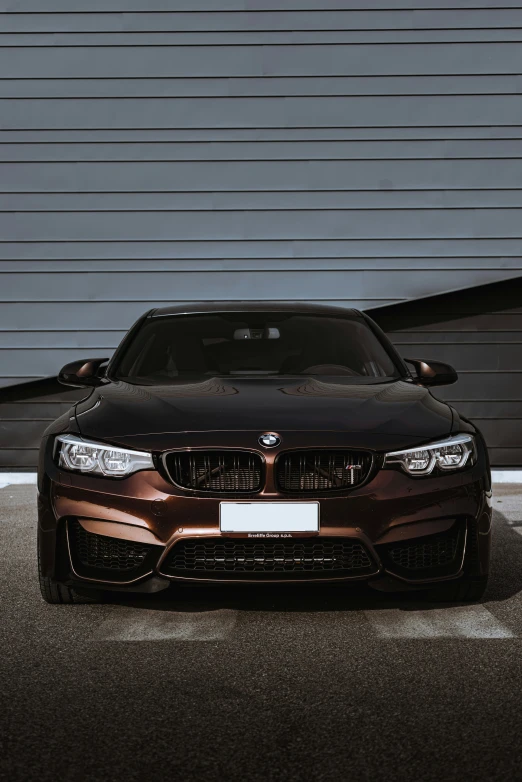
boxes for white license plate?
[219,502,320,533]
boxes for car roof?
[151,301,363,319]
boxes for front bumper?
[38,433,492,593]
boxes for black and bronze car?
[37,302,491,603]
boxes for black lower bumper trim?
[67,519,163,584]
[159,536,379,581]
[376,519,467,582]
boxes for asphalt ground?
[1,484,522,782]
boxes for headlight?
[56,434,153,477]
[384,434,476,476]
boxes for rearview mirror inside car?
[233,327,280,340]
[404,358,458,387]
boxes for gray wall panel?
[0,402,72,419]
[1,1,520,466]
[458,420,522,449]
[394,311,522,331]
[5,31,522,45]
[0,450,39,468]
[5,127,522,142]
[3,239,522,261]
[393,332,522,345]
[445,402,522,418]
[0,420,58,448]
[6,191,522,211]
[488,449,522,463]
[2,44,521,78]
[0,330,124,349]
[0,350,115,377]
[0,75,520,99]
[2,209,522,241]
[1,270,519,307]
[3,1,522,9]
[7,139,522,161]
[5,9,522,32]
[4,160,522,191]
[395,343,522,371]
[2,258,521,273]
[4,96,522,129]
[419,373,522,399]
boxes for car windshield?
[113,312,401,382]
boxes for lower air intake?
[379,520,465,578]
[388,532,460,570]
[160,537,376,580]
[68,520,160,581]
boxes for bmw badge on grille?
[258,432,281,448]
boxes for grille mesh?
[276,450,371,492]
[69,520,154,572]
[387,530,460,571]
[161,537,375,578]
[165,450,262,493]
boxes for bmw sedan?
[37,303,491,603]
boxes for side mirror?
[404,358,458,387]
[58,357,110,388]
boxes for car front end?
[37,304,492,603]
[38,424,491,599]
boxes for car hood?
[74,376,454,452]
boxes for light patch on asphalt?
[365,605,514,639]
[0,475,37,489]
[492,490,522,533]
[92,608,237,641]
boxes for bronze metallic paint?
[37,303,492,594]
[78,519,162,546]
[41,430,490,587]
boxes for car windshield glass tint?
[114,313,400,381]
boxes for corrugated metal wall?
[1,0,521,467]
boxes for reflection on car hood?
[74,376,454,452]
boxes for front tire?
[38,575,103,604]
[38,542,103,604]
[424,575,488,603]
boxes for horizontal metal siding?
[5,8,522,31]
[4,96,522,128]
[7,159,522,189]
[1,76,522,98]
[0,270,520,308]
[2,209,521,239]
[0,1,520,466]
[390,305,522,466]
[0,389,82,468]
[3,1,522,9]
[2,43,522,74]
[6,139,522,158]
[3,239,522,258]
